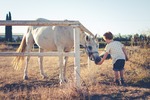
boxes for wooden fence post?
[74,27,80,87]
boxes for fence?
[0,20,93,87]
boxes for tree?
[5,12,12,42]
[5,14,9,41]
[8,12,12,42]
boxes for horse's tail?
[12,34,27,70]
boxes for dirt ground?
[0,49,149,99]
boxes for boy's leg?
[120,70,125,85]
[120,70,124,78]
[114,71,119,80]
[114,71,120,85]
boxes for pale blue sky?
[0,0,150,36]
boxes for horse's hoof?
[23,76,28,80]
[64,79,68,83]
[59,79,67,85]
[42,76,48,79]
[59,81,63,86]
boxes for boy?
[97,32,128,85]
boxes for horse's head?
[80,34,101,64]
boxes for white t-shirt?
[105,41,125,64]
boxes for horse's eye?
[96,44,99,48]
[88,46,92,50]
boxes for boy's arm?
[97,52,109,65]
[122,47,128,61]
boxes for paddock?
[0,20,94,87]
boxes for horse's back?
[32,26,57,51]
[30,25,74,51]
[54,26,74,52]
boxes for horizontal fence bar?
[79,24,94,36]
[0,51,84,57]
[0,20,80,26]
[0,20,94,36]
[0,52,74,57]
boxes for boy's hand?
[126,56,129,61]
[96,60,103,65]
[98,61,103,65]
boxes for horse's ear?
[94,34,97,39]
[85,35,90,42]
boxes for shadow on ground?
[0,78,59,93]
[99,76,150,89]
[131,77,150,88]
[88,92,150,100]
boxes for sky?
[0,0,150,36]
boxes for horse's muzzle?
[93,55,101,64]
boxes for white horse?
[13,18,100,84]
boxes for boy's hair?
[103,31,113,40]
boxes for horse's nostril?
[88,46,92,50]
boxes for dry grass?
[126,47,150,85]
[0,45,149,99]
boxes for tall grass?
[125,47,150,86]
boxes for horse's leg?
[59,55,64,85]
[23,45,32,80]
[57,48,65,85]
[63,56,68,82]
[23,31,34,80]
[38,48,47,79]
[24,56,30,80]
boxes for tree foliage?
[5,12,12,42]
